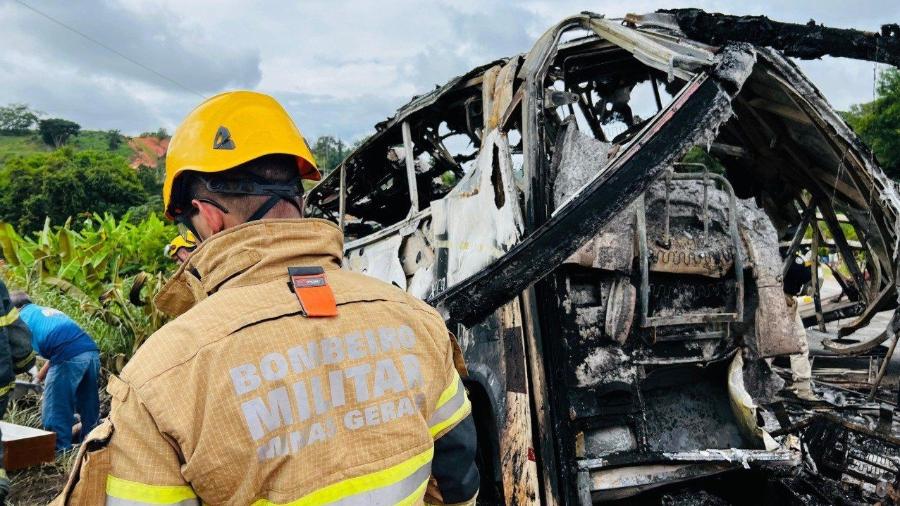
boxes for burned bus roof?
[305,10,897,230]
[305,11,900,331]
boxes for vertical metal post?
[636,196,649,327]
[869,322,899,401]
[702,165,709,240]
[663,170,672,246]
[402,121,420,214]
[650,75,663,112]
[810,209,826,332]
[338,163,346,232]
[724,179,745,322]
[782,200,815,278]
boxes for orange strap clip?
[288,267,338,317]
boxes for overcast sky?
[0,0,897,142]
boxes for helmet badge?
[213,126,235,150]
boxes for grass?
[68,131,134,160]
[8,452,75,506]
[2,275,133,362]
[0,135,49,164]
[0,130,135,164]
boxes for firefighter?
[0,280,17,503]
[0,280,35,504]
[164,231,196,264]
[0,280,37,504]
[54,91,479,505]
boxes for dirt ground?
[3,374,111,504]
[8,462,69,505]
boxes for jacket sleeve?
[54,376,199,505]
[0,282,16,396]
[427,320,479,505]
[6,313,35,374]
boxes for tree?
[138,128,169,140]
[0,103,40,135]
[107,129,124,150]
[311,135,350,176]
[38,118,81,147]
[0,149,148,232]
[680,145,726,174]
[843,68,900,179]
[137,161,165,196]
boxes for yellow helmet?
[163,91,320,219]
[164,232,197,259]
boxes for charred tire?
[465,380,504,505]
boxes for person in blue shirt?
[9,292,100,452]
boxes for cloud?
[2,0,261,94]
[395,4,536,96]
[276,92,401,143]
[0,0,897,139]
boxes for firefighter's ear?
[191,199,227,237]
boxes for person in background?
[783,253,818,401]
[164,231,196,264]
[0,281,23,503]
[9,292,100,452]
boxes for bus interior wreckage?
[305,10,900,505]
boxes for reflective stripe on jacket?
[53,219,475,505]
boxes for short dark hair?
[181,154,302,221]
[9,291,31,308]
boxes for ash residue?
[661,489,730,506]
[711,43,756,94]
[736,197,783,281]
[645,179,732,225]
[583,425,638,457]
[575,346,635,387]
[742,358,785,404]
[551,119,611,209]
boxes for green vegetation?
[680,146,726,174]
[68,129,134,159]
[0,104,40,135]
[0,213,176,367]
[38,118,80,148]
[0,105,176,372]
[843,67,900,179]
[311,135,351,177]
[107,129,123,151]
[0,134,49,164]
[0,213,175,504]
[0,148,148,233]
[139,127,168,140]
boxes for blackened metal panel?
[430,73,735,327]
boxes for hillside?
[0,130,168,168]
[128,135,169,168]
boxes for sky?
[0,0,898,142]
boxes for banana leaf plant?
[0,213,177,370]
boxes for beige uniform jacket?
[55,219,471,506]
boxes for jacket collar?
[155,218,343,317]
